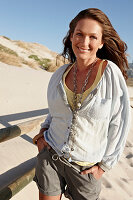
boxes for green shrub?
[39,58,51,70]
[3,36,11,40]
[28,54,39,61]
[28,54,51,70]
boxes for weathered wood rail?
[0,116,46,200]
[0,168,35,200]
[0,117,45,143]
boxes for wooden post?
[0,116,45,143]
[0,168,35,200]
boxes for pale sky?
[0,0,133,62]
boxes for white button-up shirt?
[41,60,131,171]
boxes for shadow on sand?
[0,157,36,189]
[0,108,49,127]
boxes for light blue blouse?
[41,60,131,171]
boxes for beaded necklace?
[73,58,98,111]
[67,58,98,161]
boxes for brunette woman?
[33,8,131,200]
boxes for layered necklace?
[73,58,98,111]
[66,57,98,159]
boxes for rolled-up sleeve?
[40,113,52,129]
[98,72,131,172]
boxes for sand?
[0,62,133,200]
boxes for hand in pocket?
[81,165,104,180]
[37,137,51,152]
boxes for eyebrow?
[76,29,98,35]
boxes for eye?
[76,32,82,36]
[90,35,97,39]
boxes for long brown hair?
[62,8,128,79]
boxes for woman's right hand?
[32,128,51,152]
[37,137,51,152]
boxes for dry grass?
[47,60,60,72]
[127,78,133,87]
[47,57,69,72]
[0,51,40,69]
[0,37,69,70]
[22,59,39,69]
[14,41,30,51]
[0,44,18,56]
[47,54,69,72]
[0,52,22,66]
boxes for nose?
[81,36,90,47]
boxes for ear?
[99,41,104,49]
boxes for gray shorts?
[33,147,101,200]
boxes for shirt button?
[71,148,74,151]
[66,148,69,152]
[68,127,70,129]
[64,142,66,144]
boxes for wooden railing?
[0,116,46,200]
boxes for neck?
[76,57,97,72]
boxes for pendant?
[77,102,81,108]
[68,157,72,162]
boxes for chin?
[76,53,90,60]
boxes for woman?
[33,8,131,200]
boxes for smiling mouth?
[78,47,90,52]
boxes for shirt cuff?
[98,162,112,172]
[40,122,50,129]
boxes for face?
[70,18,103,62]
